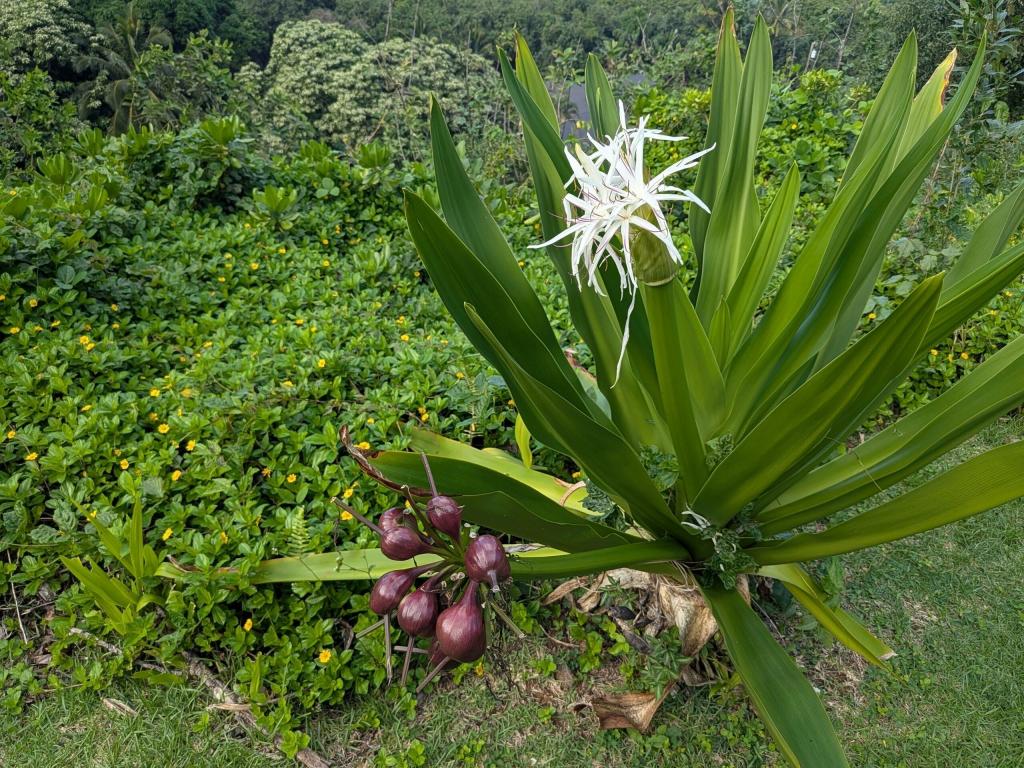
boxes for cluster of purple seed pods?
[336,453,514,689]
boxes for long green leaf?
[641,280,715,505]
[405,427,587,510]
[815,39,985,365]
[464,304,686,543]
[510,540,688,579]
[696,15,771,326]
[405,191,592,415]
[925,241,1024,351]
[704,586,850,767]
[498,49,571,181]
[946,181,1024,286]
[723,163,800,357]
[691,7,742,274]
[759,564,895,667]
[696,276,942,526]
[761,334,1024,533]
[584,54,618,138]
[366,453,635,552]
[750,440,1024,564]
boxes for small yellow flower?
[181,388,192,398]
[0,294,5,301]
[261,467,271,477]
[321,239,329,246]
[114,448,122,456]
[366,417,375,425]
[340,509,353,521]
[25,452,38,461]
[989,309,998,316]
[203,341,213,348]
[295,318,305,326]
[6,429,15,439]
[960,351,969,360]
[110,304,119,312]
[161,527,173,541]
[283,379,294,388]
[250,262,259,270]
[158,423,170,434]
[317,358,326,368]
[397,315,406,325]
[321,259,331,267]
[455,371,465,380]
[417,406,427,415]
[217,276,226,283]
[929,349,939,356]
[87,510,97,520]
[186,439,196,451]
[81,404,92,412]
[149,388,161,397]
[86,342,96,351]
[171,469,182,481]
[400,333,410,342]
[219,530,228,544]
[149,412,159,421]
[244,222,252,229]
[9,326,22,334]
[420,412,429,422]
[518,260,525,268]
[287,473,297,483]
[111,322,120,329]
[507,399,515,407]
[243,618,253,632]
[119,459,129,470]
[414,270,421,279]
[571,471,582,480]
[1004,290,1014,298]
[441,339,448,346]
[50,320,60,328]
[334,225,340,233]
[224,252,233,259]
[343,486,355,499]
[318,649,332,664]
[473,662,485,677]
[867,312,877,321]
[356,441,371,450]
[28,298,38,308]
[277,247,287,255]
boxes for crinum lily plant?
[265,12,1024,766]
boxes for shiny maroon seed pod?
[380,526,429,561]
[464,534,511,591]
[426,495,462,538]
[435,583,486,663]
[380,506,415,531]
[397,587,440,637]
[369,568,418,615]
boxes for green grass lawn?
[4,426,1022,768]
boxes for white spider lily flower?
[531,102,714,383]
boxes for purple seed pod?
[436,583,486,663]
[427,638,446,667]
[397,586,440,637]
[368,568,418,616]
[380,506,415,531]
[426,495,462,538]
[464,535,511,591]
[380,526,429,561]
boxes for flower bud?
[426,495,462,538]
[380,506,415,531]
[464,534,511,591]
[397,586,439,637]
[436,584,486,663]
[380,526,429,561]
[369,568,417,615]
